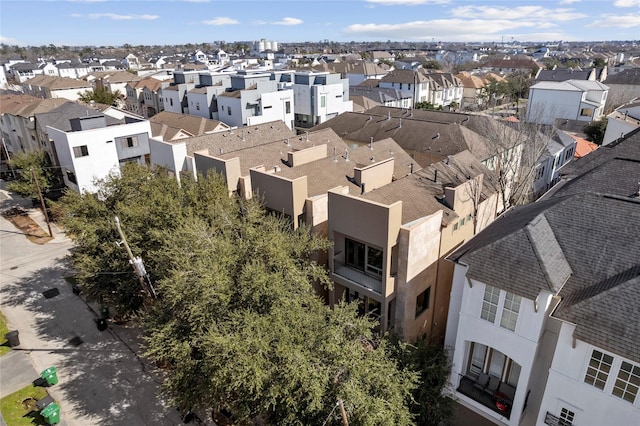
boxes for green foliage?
[422,60,442,70]
[6,151,54,199]
[414,101,442,111]
[78,87,122,106]
[392,339,454,425]
[593,57,606,68]
[57,164,454,424]
[583,118,608,145]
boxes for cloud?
[559,0,581,4]
[366,0,450,5]
[587,14,640,28]
[341,18,583,42]
[273,17,303,26]
[613,0,640,6]
[202,17,238,25]
[451,5,586,21]
[0,35,24,45]
[71,13,159,20]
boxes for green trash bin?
[40,366,58,386]
[41,402,60,424]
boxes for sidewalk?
[0,183,184,425]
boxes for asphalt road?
[0,185,185,426]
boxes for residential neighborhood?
[1,1,639,425]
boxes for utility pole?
[31,167,53,238]
[114,216,157,300]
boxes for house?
[125,78,169,118]
[603,68,640,112]
[379,69,428,106]
[48,109,152,193]
[184,73,233,120]
[292,71,353,129]
[216,71,294,129]
[422,71,464,108]
[349,85,412,109]
[85,71,141,99]
[535,68,597,82]
[525,80,609,125]
[326,149,499,341]
[456,72,488,109]
[148,110,229,142]
[10,62,43,83]
[21,75,93,102]
[602,99,640,145]
[529,129,577,199]
[123,53,141,71]
[344,62,388,86]
[444,131,640,426]
[0,94,69,158]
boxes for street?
[0,185,185,425]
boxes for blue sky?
[1,0,639,47]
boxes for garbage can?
[40,402,60,424]
[40,367,58,386]
[4,330,20,347]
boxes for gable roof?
[149,110,228,139]
[23,74,92,90]
[35,102,121,133]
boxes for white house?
[602,99,640,145]
[526,80,609,125]
[445,134,640,426]
[21,75,93,102]
[292,71,353,128]
[48,112,152,193]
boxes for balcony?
[332,259,382,295]
[456,375,514,420]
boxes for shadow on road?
[1,261,182,425]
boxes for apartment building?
[291,71,353,129]
[444,132,640,426]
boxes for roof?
[569,134,599,158]
[0,94,69,117]
[604,68,640,85]
[456,72,486,89]
[536,69,592,82]
[530,79,609,92]
[128,77,164,92]
[149,110,228,139]
[178,120,295,156]
[311,106,524,167]
[35,102,121,132]
[23,75,92,90]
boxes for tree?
[583,118,608,145]
[78,87,122,106]
[6,151,55,199]
[422,59,442,70]
[593,57,606,68]
[56,164,425,425]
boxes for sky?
[1,0,639,47]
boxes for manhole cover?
[42,288,60,299]
[68,336,83,346]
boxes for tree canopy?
[55,164,454,425]
[6,150,56,199]
[78,87,122,106]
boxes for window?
[65,169,77,184]
[469,343,487,377]
[453,223,459,231]
[285,101,291,114]
[585,349,614,390]
[196,102,200,111]
[461,217,465,226]
[580,108,593,117]
[345,238,383,277]
[613,361,640,403]
[73,145,89,158]
[228,107,232,116]
[320,96,326,108]
[415,287,431,317]
[467,214,472,221]
[169,98,173,106]
[121,136,138,148]
[481,285,500,322]
[500,292,521,331]
[559,408,575,425]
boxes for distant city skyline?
[1,0,639,48]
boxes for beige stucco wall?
[353,157,395,192]
[287,144,327,167]
[194,152,241,194]
[250,168,308,228]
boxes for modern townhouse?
[291,71,353,129]
[47,109,152,193]
[350,85,412,109]
[149,120,294,183]
[526,80,609,125]
[184,73,233,120]
[602,99,640,145]
[444,132,640,426]
[327,149,499,341]
[421,71,464,108]
[216,71,294,129]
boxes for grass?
[0,385,49,425]
[0,310,11,356]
